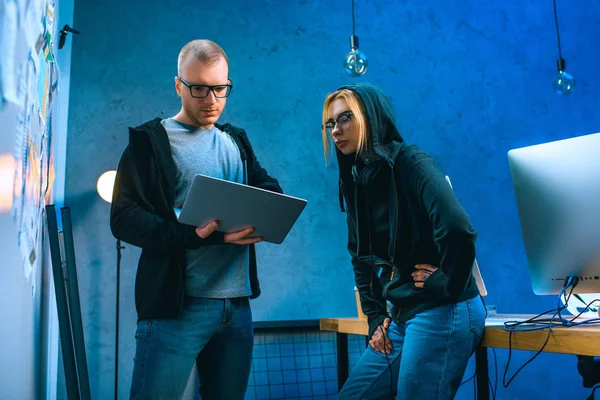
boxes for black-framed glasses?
[178,77,233,98]
[324,112,354,135]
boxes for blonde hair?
[177,40,228,75]
[321,89,369,162]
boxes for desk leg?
[475,347,490,400]
[336,332,349,391]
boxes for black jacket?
[336,84,480,338]
[110,118,282,322]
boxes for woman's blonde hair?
[321,89,369,162]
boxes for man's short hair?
[177,39,228,75]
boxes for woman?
[321,83,485,400]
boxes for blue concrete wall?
[66,0,600,398]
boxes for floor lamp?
[97,170,122,400]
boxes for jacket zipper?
[390,169,402,321]
[355,162,400,317]
[390,170,399,265]
[364,190,380,302]
[386,171,400,293]
[352,168,362,268]
[382,167,401,299]
[176,259,184,312]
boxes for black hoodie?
[335,83,480,338]
[110,118,282,322]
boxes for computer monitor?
[507,132,600,295]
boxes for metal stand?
[115,239,124,400]
[46,205,91,400]
[336,332,349,391]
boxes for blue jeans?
[129,296,254,400]
[339,296,486,400]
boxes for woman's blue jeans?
[339,296,486,400]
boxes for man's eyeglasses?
[324,112,354,135]
[178,77,233,99]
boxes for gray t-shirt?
[162,117,251,298]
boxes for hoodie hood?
[334,82,404,174]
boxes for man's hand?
[412,264,439,289]
[369,318,392,354]
[195,221,262,245]
[224,227,262,245]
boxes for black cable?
[499,277,600,388]
[365,191,394,396]
[503,278,577,333]
[461,293,485,386]
[115,239,124,400]
[377,323,394,399]
[461,370,476,386]
[557,285,600,326]
[477,295,499,399]
[503,318,553,388]
[463,348,495,400]
[501,283,573,388]
[351,0,356,35]
[487,348,498,400]
[480,294,488,319]
[553,0,563,59]
[588,384,600,400]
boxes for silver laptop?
[445,176,487,296]
[177,174,307,245]
[508,132,600,295]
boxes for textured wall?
[0,0,74,398]
[66,0,600,398]
[0,107,39,399]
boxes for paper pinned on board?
[0,0,19,105]
[23,0,44,49]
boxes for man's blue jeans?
[339,296,486,400]
[129,296,253,400]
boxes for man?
[110,39,282,400]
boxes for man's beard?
[183,104,219,128]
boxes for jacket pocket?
[365,259,394,299]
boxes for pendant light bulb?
[343,35,368,77]
[553,58,575,95]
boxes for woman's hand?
[369,318,392,354]
[412,264,439,289]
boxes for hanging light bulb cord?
[351,0,356,36]
[344,0,368,76]
[348,0,359,51]
[551,0,573,92]
[553,0,563,60]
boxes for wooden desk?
[320,314,600,399]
